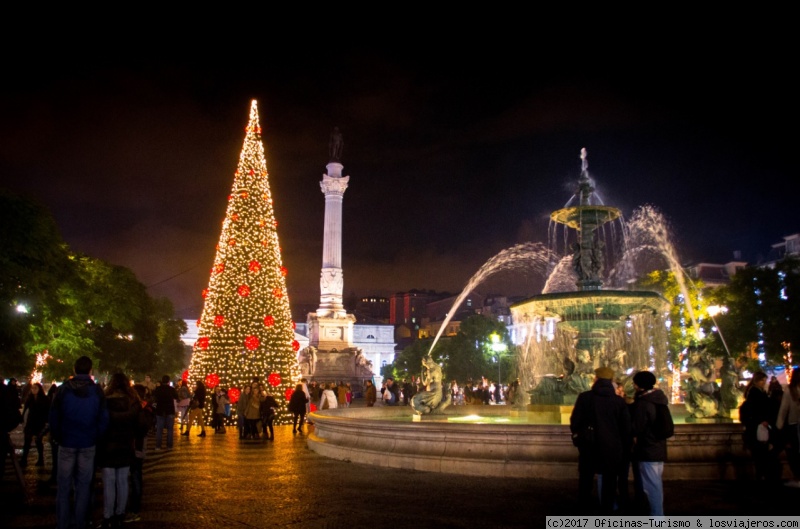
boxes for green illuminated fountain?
[511,149,670,401]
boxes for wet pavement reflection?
[4,416,800,527]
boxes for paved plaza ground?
[3,403,800,528]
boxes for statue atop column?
[329,126,344,163]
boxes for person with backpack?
[630,370,673,516]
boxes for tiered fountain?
[512,149,669,411]
[308,150,752,480]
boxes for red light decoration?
[196,319,201,327]
[240,192,248,199]
[245,335,260,350]
[263,315,274,327]
[228,238,236,246]
[228,387,241,404]
[292,340,300,352]
[213,315,224,327]
[280,266,287,277]
[214,263,225,274]
[201,289,208,299]
[238,285,251,297]
[196,337,209,350]
[272,288,282,298]
[249,169,255,176]
[248,260,261,273]
[285,387,294,400]
[181,370,189,382]
[292,321,296,330]
[268,373,281,387]
[205,373,219,388]
[231,213,239,222]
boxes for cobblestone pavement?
[3,412,800,528]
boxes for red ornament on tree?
[292,340,300,351]
[245,335,260,350]
[268,372,281,387]
[280,266,288,277]
[214,263,225,274]
[292,321,296,330]
[201,289,209,299]
[263,315,274,327]
[272,288,282,298]
[213,315,225,327]
[228,387,241,404]
[248,260,261,273]
[238,285,251,297]
[205,373,220,388]
[196,337,209,350]
[181,370,189,382]
[284,387,294,400]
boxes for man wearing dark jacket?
[570,366,632,514]
[152,375,179,449]
[49,356,109,529]
[630,370,670,516]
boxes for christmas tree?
[188,100,299,424]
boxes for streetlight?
[490,333,508,390]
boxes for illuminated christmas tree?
[188,100,299,424]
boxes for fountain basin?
[307,406,755,480]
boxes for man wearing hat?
[570,365,632,514]
[630,370,671,516]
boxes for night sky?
[1,35,794,319]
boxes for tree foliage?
[712,258,800,369]
[389,314,515,385]
[636,269,709,362]
[0,190,187,381]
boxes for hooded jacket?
[631,388,670,462]
[48,375,109,449]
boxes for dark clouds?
[1,36,795,319]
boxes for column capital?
[320,174,349,196]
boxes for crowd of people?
[569,365,800,517]
[0,362,319,528]
[4,361,800,524]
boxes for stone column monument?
[306,128,358,364]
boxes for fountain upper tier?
[550,204,621,230]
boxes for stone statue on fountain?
[682,345,721,420]
[410,355,452,415]
[564,349,595,395]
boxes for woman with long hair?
[740,371,781,482]
[97,373,141,528]
[777,367,800,487]
[242,381,264,439]
[21,382,49,467]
